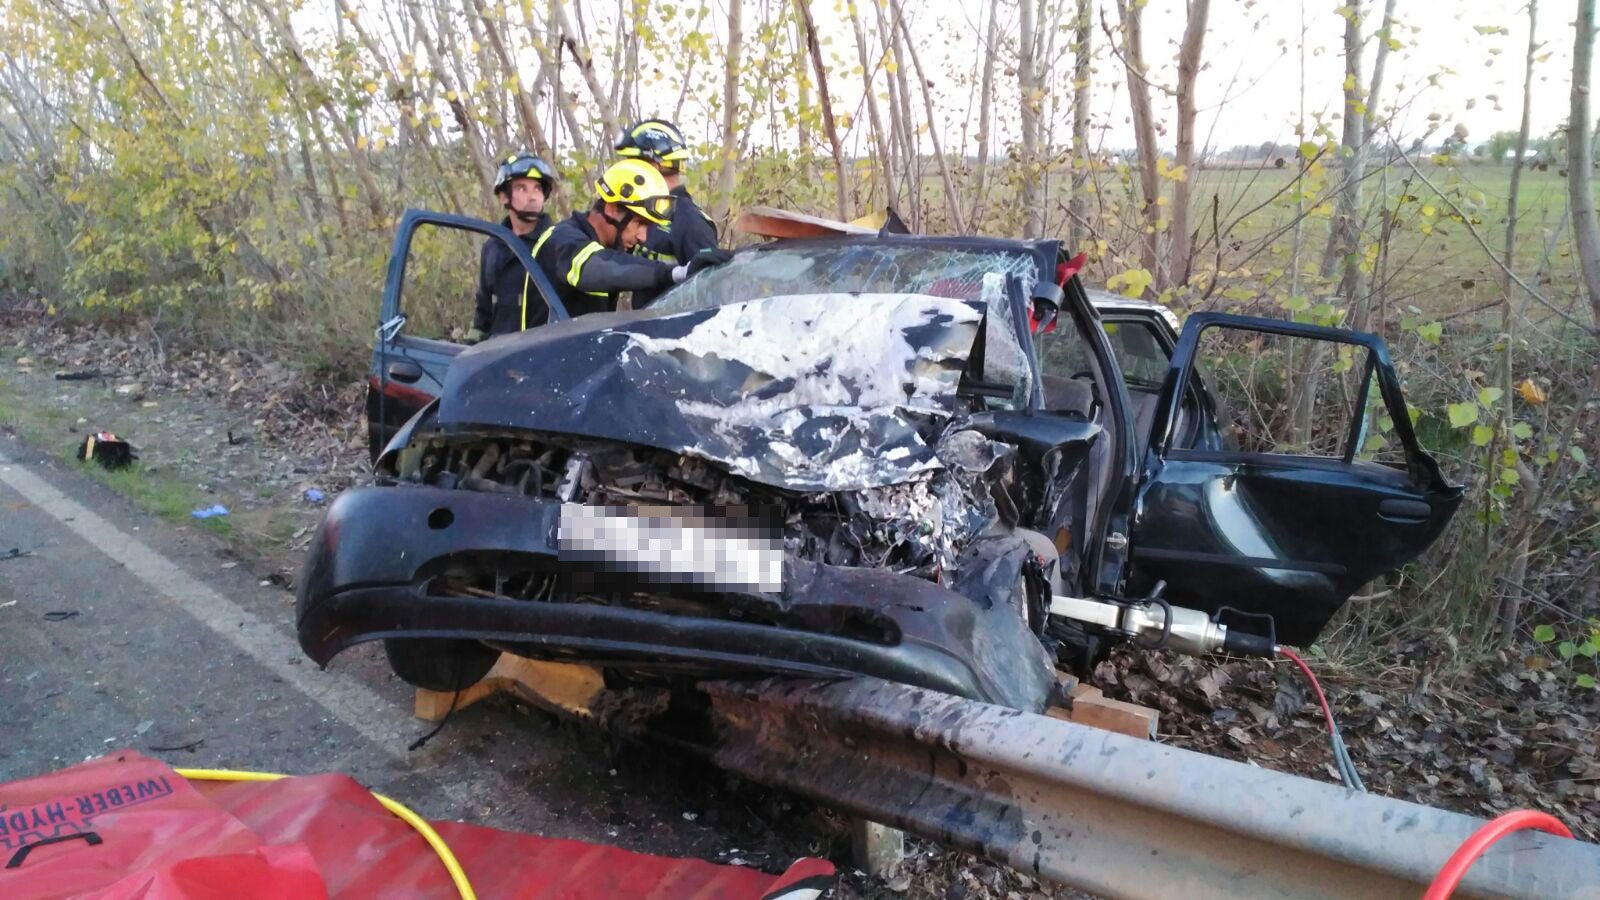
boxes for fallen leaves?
[1518,378,1548,405]
[1093,637,1600,843]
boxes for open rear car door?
[1129,312,1463,646]
[366,209,563,459]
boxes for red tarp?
[0,751,835,899]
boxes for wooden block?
[413,677,502,722]
[850,818,905,877]
[493,655,605,715]
[413,653,605,722]
[1063,684,1159,740]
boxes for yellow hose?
[175,768,476,900]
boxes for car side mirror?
[1030,282,1062,335]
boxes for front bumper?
[295,486,1055,711]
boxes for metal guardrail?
[598,676,1600,899]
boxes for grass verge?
[0,373,232,538]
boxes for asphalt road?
[0,429,824,871]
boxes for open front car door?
[1129,312,1463,647]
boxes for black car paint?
[433,293,997,492]
[366,210,566,456]
[323,209,1461,709]
[296,484,1058,710]
[1127,313,1463,644]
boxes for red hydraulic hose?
[1277,647,1337,738]
[1422,809,1573,899]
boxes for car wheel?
[383,638,499,692]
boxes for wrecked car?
[296,209,1462,713]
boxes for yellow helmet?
[594,159,675,226]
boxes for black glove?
[463,326,486,345]
[685,248,734,278]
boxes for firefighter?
[615,118,719,307]
[531,159,731,317]
[466,151,558,342]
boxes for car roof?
[1084,289,1181,333]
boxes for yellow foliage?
[1106,267,1154,298]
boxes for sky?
[307,0,1588,158]
[1105,0,1578,152]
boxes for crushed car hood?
[441,291,1033,491]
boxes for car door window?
[1131,313,1461,648]
[396,223,492,344]
[1037,318,1168,386]
[1102,321,1169,388]
[1188,325,1396,463]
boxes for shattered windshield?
[651,242,1043,313]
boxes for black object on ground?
[75,432,137,470]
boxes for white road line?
[0,450,509,811]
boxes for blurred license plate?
[557,504,783,593]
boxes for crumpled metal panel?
[296,486,1058,711]
[439,293,1027,492]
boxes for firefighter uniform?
[473,213,554,336]
[631,185,718,307]
[531,211,677,317]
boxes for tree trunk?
[552,0,621,148]
[1292,0,1388,443]
[890,0,962,234]
[847,0,895,211]
[970,0,1001,231]
[796,0,849,219]
[1068,0,1092,250]
[1117,0,1160,285]
[1495,0,1541,642]
[460,2,509,152]
[411,4,494,193]
[530,2,591,160]
[715,0,744,222]
[1170,0,1210,287]
[470,0,554,159]
[1018,0,1042,238]
[878,0,919,229]
[246,0,386,220]
[1572,0,1600,327]
[790,6,812,175]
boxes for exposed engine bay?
[377,421,1060,644]
[387,421,1027,568]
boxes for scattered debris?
[2,547,35,561]
[43,610,80,621]
[190,504,230,519]
[55,369,117,381]
[303,488,326,504]
[146,739,205,753]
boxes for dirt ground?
[3,314,1597,895]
